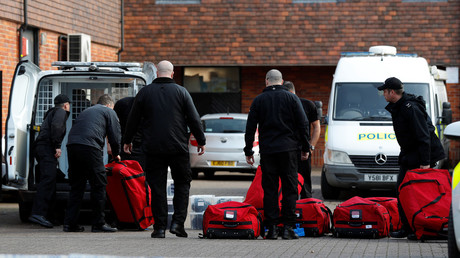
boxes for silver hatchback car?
[189,113,260,178]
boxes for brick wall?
[0,0,121,47]
[123,0,460,67]
[1,21,120,135]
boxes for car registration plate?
[364,174,397,182]
[211,161,236,166]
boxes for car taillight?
[219,117,233,119]
[190,134,198,146]
[253,129,259,147]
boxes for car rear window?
[203,118,246,133]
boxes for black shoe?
[151,229,166,238]
[63,224,85,232]
[407,233,418,240]
[28,215,53,228]
[390,229,409,238]
[265,225,279,239]
[170,222,188,238]
[281,226,299,240]
[91,223,117,233]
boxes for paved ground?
[0,169,449,257]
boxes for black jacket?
[244,85,309,155]
[123,77,205,154]
[385,92,445,167]
[67,104,121,157]
[35,107,69,149]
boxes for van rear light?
[219,117,233,119]
[253,129,259,147]
[190,134,198,146]
[10,156,12,165]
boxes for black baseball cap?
[54,94,71,105]
[377,77,403,91]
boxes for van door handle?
[8,146,14,155]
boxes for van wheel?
[204,171,215,179]
[448,205,460,257]
[321,168,340,200]
[191,169,199,179]
[18,199,33,222]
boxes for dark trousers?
[261,151,298,227]
[145,153,192,230]
[31,144,58,217]
[298,151,312,198]
[120,146,146,170]
[64,145,107,226]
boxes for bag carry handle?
[349,222,363,227]
[223,222,239,228]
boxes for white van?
[321,46,452,199]
[2,60,155,221]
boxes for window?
[184,67,240,93]
[156,0,200,4]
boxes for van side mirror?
[441,102,452,125]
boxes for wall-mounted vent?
[67,33,91,62]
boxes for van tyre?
[204,171,215,179]
[448,206,460,257]
[321,168,340,200]
[191,169,199,179]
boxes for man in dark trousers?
[244,69,310,240]
[29,94,71,228]
[64,94,121,233]
[123,60,206,239]
[378,77,445,240]
[284,81,321,198]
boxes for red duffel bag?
[399,168,451,240]
[106,160,154,230]
[333,196,391,239]
[366,197,401,232]
[244,165,304,220]
[202,201,263,239]
[295,198,332,236]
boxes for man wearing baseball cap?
[29,94,71,228]
[378,77,445,240]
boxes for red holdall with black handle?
[295,198,332,236]
[366,197,401,232]
[333,196,391,239]
[399,168,451,240]
[202,201,263,239]
[105,160,154,230]
[244,165,304,220]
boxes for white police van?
[321,46,452,199]
[2,60,155,221]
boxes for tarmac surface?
[0,169,449,257]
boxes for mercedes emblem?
[375,153,387,165]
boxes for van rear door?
[5,61,41,190]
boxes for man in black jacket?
[64,94,121,233]
[244,69,310,240]
[114,97,145,168]
[123,60,206,239]
[29,94,71,228]
[378,77,445,240]
[284,81,320,198]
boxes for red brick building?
[0,0,122,135]
[1,0,459,167]
[122,0,460,166]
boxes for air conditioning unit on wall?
[67,33,91,62]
